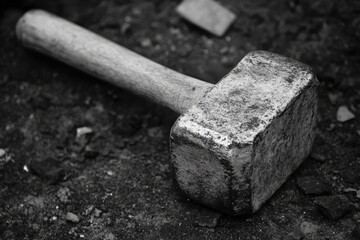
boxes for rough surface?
[296,176,331,195]
[316,195,354,220]
[1,0,360,239]
[171,51,318,215]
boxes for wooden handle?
[16,10,213,114]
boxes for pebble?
[140,38,152,48]
[104,232,117,240]
[0,149,5,158]
[94,208,102,217]
[29,157,65,184]
[296,176,331,195]
[84,205,94,216]
[84,146,99,159]
[56,187,71,204]
[193,209,221,228]
[147,127,164,138]
[310,152,326,163]
[316,195,353,220]
[220,56,234,67]
[66,212,80,223]
[327,92,338,104]
[76,127,93,139]
[336,105,355,122]
[343,188,360,198]
[352,225,360,239]
[341,165,360,183]
[283,228,304,240]
[121,22,131,35]
[300,221,318,235]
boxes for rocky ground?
[1,0,360,239]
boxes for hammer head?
[170,51,318,215]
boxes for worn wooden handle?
[16,10,213,114]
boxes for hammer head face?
[170,51,318,215]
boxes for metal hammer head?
[170,50,318,215]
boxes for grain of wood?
[16,10,213,114]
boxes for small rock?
[147,127,164,138]
[0,149,5,158]
[220,56,234,67]
[193,209,221,228]
[76,127,93,139]
[66,212,80,223]
[328,93,338,104]
[56,187,71,204]
[343,188,360,198]
[23,165,29,172]
[29,157,65,184]
[84,205,94,216]
[104,232,117,240]
[94,208,102,217]
[176,0,236,36]
[121,22,131,35]
[140,38,152,48]
[297,176,331,195]
[75,127,94,151]
[84,146,99,159]
[220,46,229,54]
[316,195,353,220]
[352,225,360,239]
[342,165,360,183]
[300,221,318,235]
[310,152,326,163]
[283,227,304,240]
[337,106,355,122]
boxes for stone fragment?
[29,157,65,184]
[104,233,117,240]
[147,127,164,138]
[341,165,360,183]
[76,127,93,139]
[297,176,331,195]
[300,221,318,235]
[176,0,236,36]
[0,149,5,158]
[310,152,326,163]
[283,227,304,240]
[140,38,152,48]
[316,195,353,220]
[336,105,355,122]
[343,188,360,198]
[56,187,71,204]
[84,205,94,216]
[193,209,221,228]
[94,208,102,217]
[66,212,80,223]
[84,146,99,159]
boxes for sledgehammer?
[16,10,318,215]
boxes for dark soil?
[1,0,360,239]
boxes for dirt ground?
[1,0,360,239]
